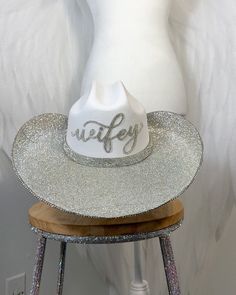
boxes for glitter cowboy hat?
[12,81,203,218]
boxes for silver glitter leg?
[30,235,47,295]
[56,242,67,295]
[159,235,181,295]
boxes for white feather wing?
[0,0,92,155]
[0,0,235,294]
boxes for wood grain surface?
[29,200,184,237]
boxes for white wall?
[192,207,236,295]
[0,149,108,295]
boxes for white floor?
[193,207,236,295]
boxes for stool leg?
[159,235,181,295]
[30,235,47,295]
[56,242,67,295]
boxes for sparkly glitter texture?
[30,236,47,295]
[30,223,182,294]
[31,222,182,244]
[12,112,203,218]
[159,235,181,295]
[63,135,153,167]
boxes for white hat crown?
[66,81,150,162]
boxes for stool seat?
[29,200,184,237]
[29,200,184,295]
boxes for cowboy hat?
[12,82,203,218]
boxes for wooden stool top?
[29,200,184,237]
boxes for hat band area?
[63,135,153,168]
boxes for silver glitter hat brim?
[12,112,203,218]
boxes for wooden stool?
[29,199,184,295]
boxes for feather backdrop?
[0,0,235,294]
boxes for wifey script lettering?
[71,113,143,155]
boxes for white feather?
[0,0,93,155]
[0,0,235,294]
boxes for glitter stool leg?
[159,235,181,295]
[30,235,47,295]
[56,242,67,295]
